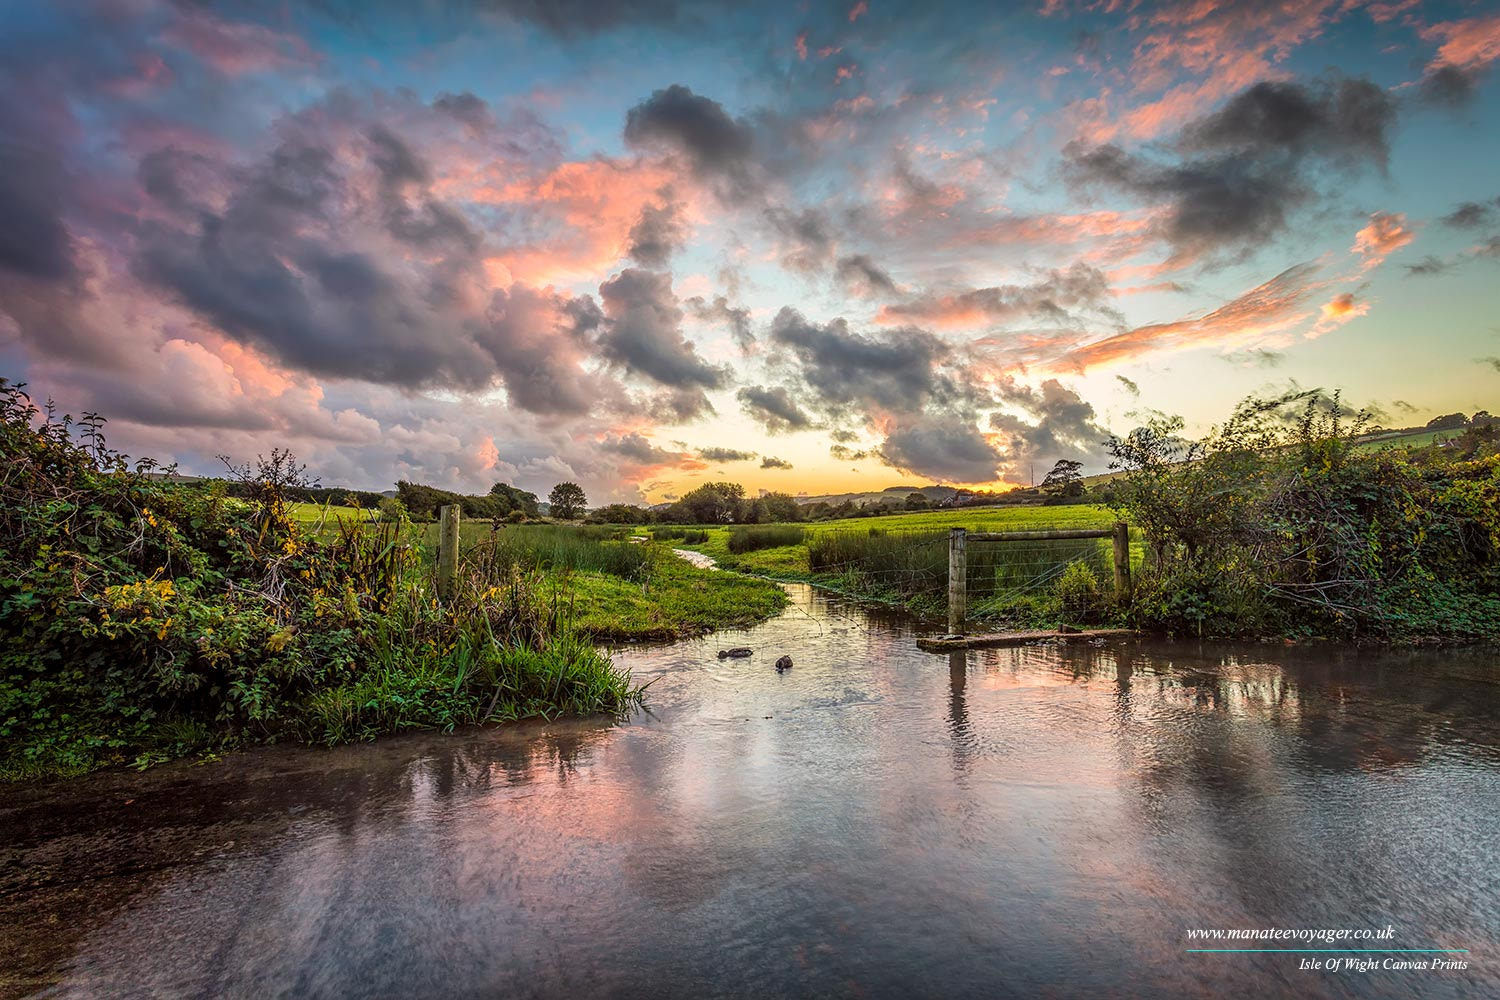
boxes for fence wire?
[805,526,1118,605]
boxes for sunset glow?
[2,1,1497,502]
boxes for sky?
[2,0,1498,504]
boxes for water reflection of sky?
[4,583,1499,998]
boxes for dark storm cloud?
[1066,141,1302,261]
[685,295,754,352]
[1181,78,1395,166]
[737,385,813,432]
[1065,76,1396,262]
[766,206,836,272]
[988,379,1112,477]
[1442,202,1494,229]
[129,96,613,416]
[597,268,726,396]
[768,307,960,414]
[602,431,681,464]
[0,95,76,281]
[367,125,481,251]
[307,0,724,40]
[835,254,898,297]
[1480,357,1500,373]
[877,412,1002,483]
[627,189,686,267]
[699,446,756,462]
[1418,65,1482,109]
[760,456,793,469]
[1404,255,1451,277]
[829,444,869,461]
[432,91,494,130]
[1115,375,1139,396]
[880,263,1121,327]
[624,85,759,197]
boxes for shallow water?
[3,582,1499,999]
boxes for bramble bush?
[0,380,637,779]
[1107,391,1500,639]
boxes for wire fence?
[806,526,1116,604]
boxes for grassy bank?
[0,384,783,781]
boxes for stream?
[3,580,1499,998]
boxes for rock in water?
[775,655,793,672]
[718,647,753,659]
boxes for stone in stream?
[775,655,793,672]
[717,647,753,659]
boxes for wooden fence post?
[948,527,967,636]
[438,504,460,601]
[1112,521,1132,602]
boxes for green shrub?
[1055,561,1104,624]
[727,524,806,553]
[652,527,708,544]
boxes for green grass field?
[1352,428,1456,453]
[286,500,376,524]
[283,501,1126,628]
[660,503,1134,626]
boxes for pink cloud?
[795,32,808,61]
[1366,0,1418,24]
[1421,14,1500,70]
[1351,211,1414,270]
[849,2,869,24]
[471,158,684,285]
[1083,1,1360,142]
[1055,261,1324,370]
[162,9,316,75]
[1310,291,1369,337]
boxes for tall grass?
[298,518,642,746]
[461,524,649,578]
[652,526,709,543]
[727,524,806,553]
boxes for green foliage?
[589,503,654,524]
[395,480,539,521]
[1107,390,1500,639]
[0,380,636,780]
[727,524,806,553]
[547,482,587,520]
[1055,561,1104,624]
[668,481,746,523]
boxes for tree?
[490,481,540,517]
[679,481,746,523]
[548,482,587,519]
[1040,459,1085,498]
[761,491,803,522]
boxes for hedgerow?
[0,380,637,779]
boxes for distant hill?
[795,484,959,506]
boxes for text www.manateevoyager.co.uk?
[1186,926,1396,944]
